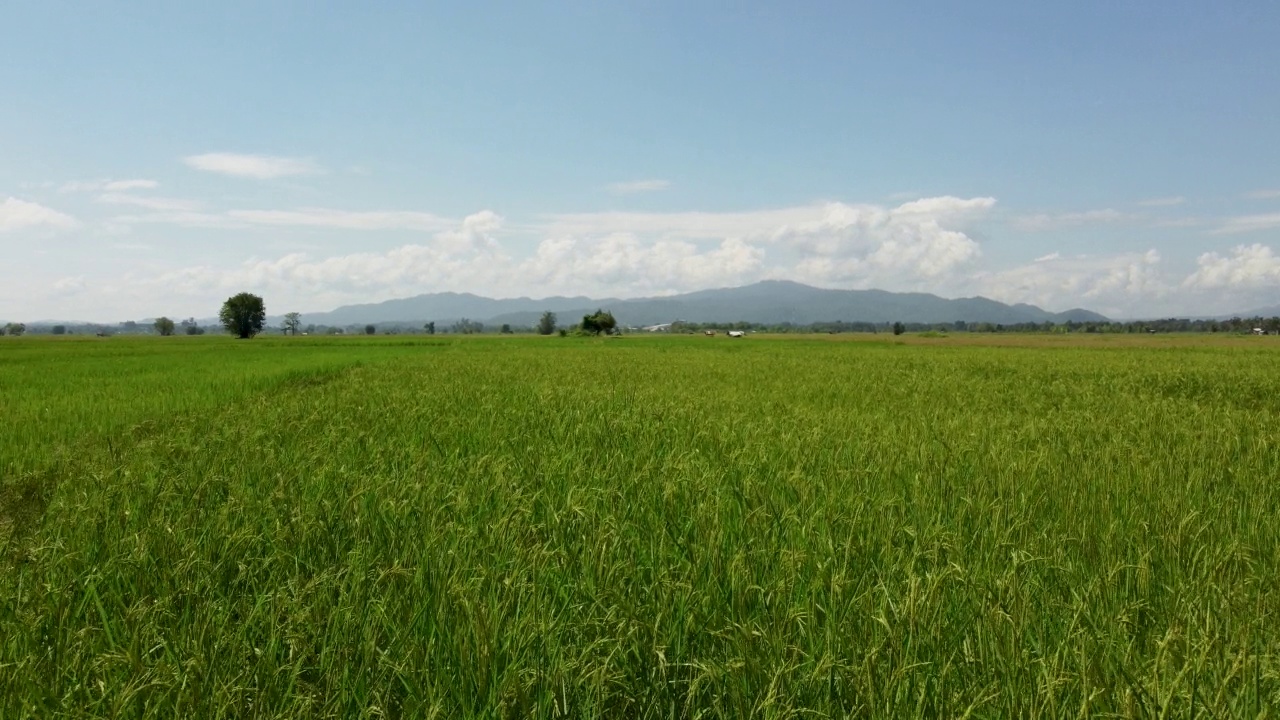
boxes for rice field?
[2,333,1278,718]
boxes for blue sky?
[3,1,1279,321]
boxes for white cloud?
[132,196,996,308]
[522,234,765,296]
[1183,244,1280,291]
[103,179,158,192]
[546,195,992,246]
[894,196,997,218]
[109,211,244,229]
[183,153,322,179]
[543,206,814,239]
[1211,213,1280,235]
[772,197,993,285]
[106,205,456,232]
[1152,217,1203,228]
[60,178,158,193]
[226,208,453,232]
[97,192,202,212]
[42,191,1280,321]
[607,179,670,195]
[976,250,1167,316]
[1245,189,1280,200]
[1011,208,1134,232]
[51,276,86,296]
[1136,196,1186,207]
[142,211,510,302]
[0,197,78,232]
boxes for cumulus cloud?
[183,153,322,179]
[133,196,996,306]
[607,179,670,195]
[976,250,1167,316]
[1011,208,1134,232]
[523,234,765,296]
[1183,244,1280,291]
[1211,213,1280,235]
[29,189,1280,320]
[143,211,510,301]
[539,196,993,293]
[772,197,992,286]
[0,197,78,232]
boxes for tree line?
[11,292,1279,338]
[660,317,1280,335]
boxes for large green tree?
[537,311,557,335]
[154,317,176,336]
[580,309,617,336]
[219,293,267,339]
[282,312,302,336]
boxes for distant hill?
[294,280,1108,328]
[1237,305,1280,318]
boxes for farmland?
[2,333,1279,717]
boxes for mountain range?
[285,281,1109,328]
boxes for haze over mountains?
[288,281,1109,328]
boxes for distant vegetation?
[537,310,557,335]
[218,292,266,339]
[2,334,1278,715]
[153,316,175,336]
[578,308,617,336]
[271,280,1112,328]
[13,314,1280,338]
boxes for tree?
[5,322,26,336]
[365,324,376,335]
[892,322,906,336]
[451,318,483,334]
[580,309,617,336]
[219,293,266,339]
[52,325,67,335]
[500,323,513,334]
[154,317,176,336]
[181,317,205,335]
[282,312,302,336]
[424,321,435,335]
[537,311,557,336]
[0,326,6,336]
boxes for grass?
[2,333,1279,717]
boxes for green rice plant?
[1,334,1278,717]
